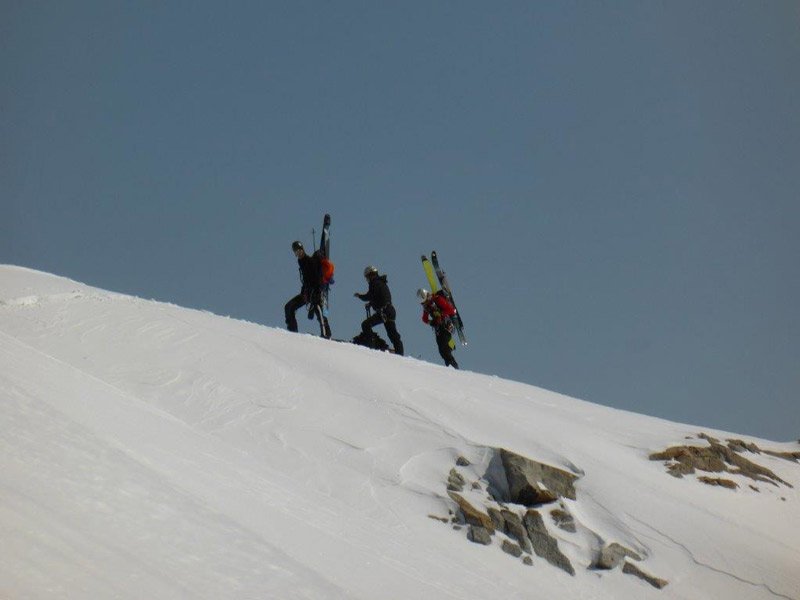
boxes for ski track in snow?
[627,515,796,600]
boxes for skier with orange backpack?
[284,241,332,338]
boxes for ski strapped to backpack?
[421,255,439,294]
[311,213,333,338]
[429,251,467,345]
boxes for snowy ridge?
[1,265,798,600]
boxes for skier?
[285,241,331,338]
[417,288,459,369]
[354,266,404,355]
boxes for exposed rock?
[467,525,492,545]
[501,539,523,557]
[650,438,792,488]
[698,476,738,489]
[550,508,577,533]
[456,455,471,466]
[448,492,495,533]
[622,560,668,589]
[727,438,761,454]
[428,514,449,523]
[650,445,726,475]
[596,542,643,569]
[522,556,534,566]
[698,432,721,445]
[500,449,579,506]
[764,450,800,463]
[749,485,760,492]
[501,509,532,553]
[487,507,505,532]
[727,442,747,454]
[485,484,505,504]
[471,481,482,490]
[523,509,575,576]
[722,436,800,463]
[447,468,467,492]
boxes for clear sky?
[2,1,798,441]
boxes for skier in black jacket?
[354,266,404,355]
[285,241,331,338]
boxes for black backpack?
[351,330,390,352]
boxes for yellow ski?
[420,255,440,293]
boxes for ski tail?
[320,213,331,259]
[318,214,332,332]
[430,251,467,345]
[421,255,440,293]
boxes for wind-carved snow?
[1,265,798,600]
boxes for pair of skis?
[421,251,467,346]
[311,213,332,338]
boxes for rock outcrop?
[650,433,793,488]
[523,509,575,575]
[448,491,495,534]
[499,448,578,505]
[499,509,532,554]
[549,508,577,533]
[622,561,669,589]
[596,542,642,570]
[433,448,668,588]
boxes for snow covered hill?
[1,265,798,600]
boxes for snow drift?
[1,265,798,599]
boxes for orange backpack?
[321,257,335,284]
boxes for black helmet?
[363,265,378,278]
[291,241,304,252]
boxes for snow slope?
[1,265,798,600]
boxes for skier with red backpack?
[417,288,459,369]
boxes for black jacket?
[297,253,322,293]
[356,274,392,310]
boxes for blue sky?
[3,1,798,441]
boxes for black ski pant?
[435,328,458,369]
[362,305,403,356]
[285,290,331,338]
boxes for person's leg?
[361,312,383,334]
[384,321,404,356]
[377,305,403,355]
[284,294,305,332]
[436,330,458,368]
